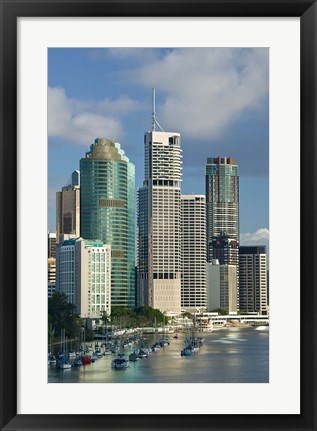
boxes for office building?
[207,260,237,313]
[181,195,207,312]
[80,138,135,309]
[56,237,111,318]
[239,246,268,314]
[71,170,80,187]
[138,90,182,313]
[48,232,57,258]
[48,257,56,299]
[56,173,80,243]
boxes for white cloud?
[48,87,143,145]
[130,48,268,139]
[240,228,270,266]
[240,228,269,245]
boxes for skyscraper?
[181,195,206,312]
[80,138,135,309]
[206,157,240,310]
[56,173,80,243]
[205,157,239,260]
[239,246,268,314]
[137,90,182,313]
[48,257,56,299]
[48,232,57,258]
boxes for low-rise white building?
[56,237,111,318]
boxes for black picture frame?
[0,1,316,430]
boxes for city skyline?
[48,47,269,252]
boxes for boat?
[68,350,76,359]
[159,337,170,347]
[59,362,72,369]
[138,348,149,358]
[129,351,139,361]
[48,353,56,365]
[151,342,161,352]
[58,329,72,369]
[91,354,98,362]
[74,358,83,366]
[81,355,92,365]
[112,354,129,369]
[181,346,194,357]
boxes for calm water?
[48,327,269,384]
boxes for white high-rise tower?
[137,89,182,313]
[181,195,207,312]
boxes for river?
[48,326,269,384]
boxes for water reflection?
[48,327,269,384]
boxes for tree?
[48,292,82,339]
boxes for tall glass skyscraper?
[206,157,240,310]
[80,138,135,309]
[205,157,239,261]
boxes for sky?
[48,48,269,250]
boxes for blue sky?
[48,48,269,248]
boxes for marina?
[48,326,269,384]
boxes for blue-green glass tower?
[80,138,135,309]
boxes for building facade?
[80,138,135,309]
[207,260,237,313]
[181,195,207,312]
[239,246,268,314]
[56,238,111,318]
[138,130,182,314]
[48,232,57,258]
[209,233,239,267]
[206,157,240,311]
[205,156,239,260]
[48,257,56,299]
[56,176,80,243]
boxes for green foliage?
[109,306,166,327]
[48,292,82,339]
[85,329,95,341]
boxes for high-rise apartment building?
[239,246,268,314]
[80,138,135,309]
[56,238,111,317]
[56,172,80,243]
[138,91,182,313]
[205,157,239,260]
[181,195,206,312]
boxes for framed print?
[0,0,316,430]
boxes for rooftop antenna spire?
[151,88,165,132]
